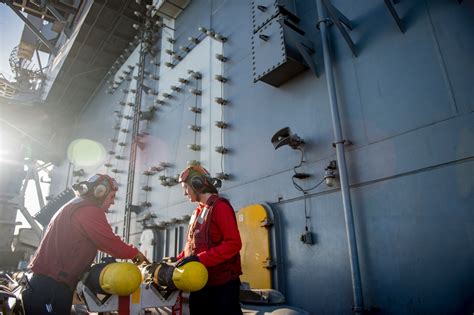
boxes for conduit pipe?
[316,0,364,313]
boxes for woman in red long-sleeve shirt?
[176,166,243,315]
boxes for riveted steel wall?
[49,0,474,314]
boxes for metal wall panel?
[349,0,455,143]
[47,1,474,314]
[424,0,474,114]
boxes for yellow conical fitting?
[172,261,208,292]
[99,262,141,296]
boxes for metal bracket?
[321,0,357,57]
[384,0,405,33]
[332,139,352,148]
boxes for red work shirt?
[29,197,138,288]
[178,198,242,267]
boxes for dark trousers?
[189,279,242,315]
[22,274,73,315]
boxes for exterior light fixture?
[170,85,181,92]
[198,26,207,33]
[179,46,190,52]
[167,37,175,44]
[324,160,337,187]
[162,93,172,98]
[164,62,174,68]
[178,77,189,84]
[271,127,305,150]
[188,37,199,44]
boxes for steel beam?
[6,0,58,54]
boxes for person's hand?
[176,255,199,267]
[132,251,150,265]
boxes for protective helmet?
[73,174,118,200]
[178,165,217,194]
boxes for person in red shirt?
[22,174,148,315]
[176,165,243,315]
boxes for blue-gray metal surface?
[47,0,474,314]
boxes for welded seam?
[424,0,458,115]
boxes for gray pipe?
[316,0,364,313]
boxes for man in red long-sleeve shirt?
[176,165,243,315]
[22,174,148,315]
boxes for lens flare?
[67,139,106,167]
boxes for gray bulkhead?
[48,1,474,314]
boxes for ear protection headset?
[73,174,118,200]
[179,166,213,193]
[190,175,205,191]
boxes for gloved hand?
[132,251,150,265]
[175,255,199,267]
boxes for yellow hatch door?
[237,203,272,289]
